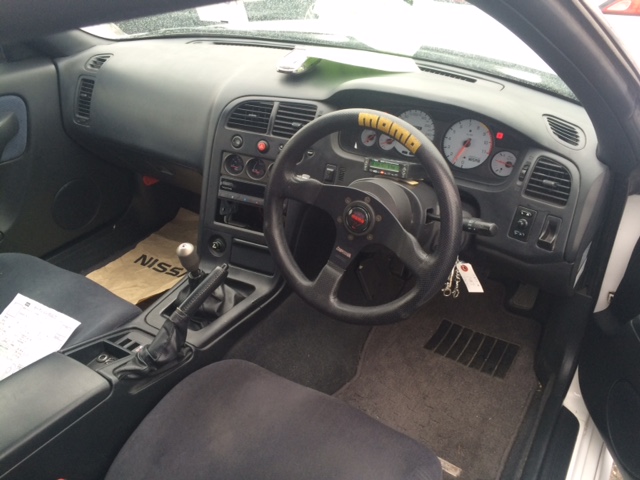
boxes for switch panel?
[509,206,537,241]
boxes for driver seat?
[105,359,443,480]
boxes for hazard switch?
[257,140,269,153]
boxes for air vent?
[86,54,111,70]
[227,101,273,133]
[544,115,585,149]
[272,102,318,138]
[75,77,95,124]
[419,66,477,83]
[525,157,572,206]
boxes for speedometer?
[396,109,435,156]
[443,119,493,169]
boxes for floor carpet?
[335,280,541,480]
[225,294,371,394]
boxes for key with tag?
[456,260,483,293]
[442,264,455,297]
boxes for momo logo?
[134,254,188,277]
[358,112,422,154]
[335,246,352,259]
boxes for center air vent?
[272,102,318,138]
[75,77,95,124]
[86,54,112,70]
[544,115,585,149]
[227,100,273,134]
[524,157,572,206]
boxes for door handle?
[0,111,19,160]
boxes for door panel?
[580,195,640,480]
[0,58,133,257]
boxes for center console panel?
[200,97,328,275]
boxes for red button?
[257,140,269,153]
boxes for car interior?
[1,0,640,479]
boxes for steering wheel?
[264,109,462,325]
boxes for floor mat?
[225,294,371,394]
[335,280,540,480]
[86,208,198,304]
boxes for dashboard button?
[231,135,243,148]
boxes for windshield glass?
[83,0,574,99]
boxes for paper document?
[0,294,80,381]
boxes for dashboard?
[56,38,610,295]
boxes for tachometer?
[396,109,435,157]
[443,119,493,169]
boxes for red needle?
[453,138,471,164]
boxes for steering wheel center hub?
[344,201,374,235]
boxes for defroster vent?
[544,115,585,149]
[525,157,572,206]
[272,102,317,138]
[227,100,274,134]
[86,54,112,70]
[75,77,95,124]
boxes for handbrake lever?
[115,264,229,379]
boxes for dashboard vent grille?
[525,157,572,206]
[273,102,318,138]
[544,115,585,149]
[86,54,112,70]
[419,66,477,83]
[227,101,273,133]
[75,77,95,123]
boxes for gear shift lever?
[177,243,200,274]
[177,243,203,289]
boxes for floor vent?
[424,319,519,378]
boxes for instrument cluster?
[339,106,527,184]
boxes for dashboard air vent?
[227,101,273,133]
[75,77,95,124]
[524,157,572,206]
[544,115,585,149]
[86,54,112,70]
[272,102,318,138]
[419,66,476,83]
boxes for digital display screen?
[369,159,400,173]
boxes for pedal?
[508,283,539,311]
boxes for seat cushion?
[106,359,442,480]
[0,253,141,347]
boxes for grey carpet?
[335,280,540,480]
[225,294,371,394]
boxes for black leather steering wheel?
[264,109,462,324]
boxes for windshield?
[83,0,574,99]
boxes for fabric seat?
[106,359,443,480]
[0,253,141,348]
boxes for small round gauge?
[246,158,267,180]
[396,110,436,157]
[443,119,493,169]
[360,129,378,147]
[378,134,396,151]
[491,151,516,177]
[224,154,244,175]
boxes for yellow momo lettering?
[358,113,380,128]
[357,113,422,154]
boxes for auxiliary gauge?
[443,119,493,169]
[491,151,516,177]
[224,154,244,175]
